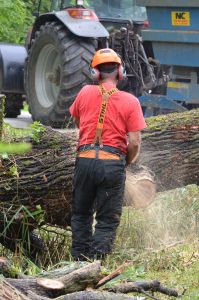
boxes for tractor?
[0,0,166,127]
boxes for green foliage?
[7,165,18,177]
[30,121,46,144]
[145,108,199,132]
[2,122,32,141]
[0,0,33,43]
[0,142,31,154]
[0,0,54,44]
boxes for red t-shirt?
[69,83,146,154]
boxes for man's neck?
[100,79,117,86]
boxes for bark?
[59,261,102,293]
[108,280,179,297]
[52,291,146,300]
[138,109,199,191]
[0,127,77,227]
[39,261,89,278]
[6,278,51,298]
[96,263,125,288]
[0,277,29,300]
[27,290,145,300]
[0,257,11,276]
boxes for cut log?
[6,278,51,298]
[54,291,146,300]
[107,279,179,297]
[27,290,146,300]
[6,261,102,297]
[0,277,29,300]
[125,167,156,209]
[36,278,64,291]
[39,261,89,278]
[59,260,102,293]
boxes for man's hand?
[126,131,141,166]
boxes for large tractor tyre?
[4,94,23,118]
[25,22,96,128]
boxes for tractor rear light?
[144,20,149,27]
[66,8,98,20]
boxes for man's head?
[90,48,126,81]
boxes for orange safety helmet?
[90,48,126,81]
[91,48,122,68]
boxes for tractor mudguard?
[55,10,109,37]
[32,11,109,39]
[0,44,27,93]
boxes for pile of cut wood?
[0,258,180,300]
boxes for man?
[69,48,146,260]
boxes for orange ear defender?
[90,48,127,81]
[118,64,127,80]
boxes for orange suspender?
[91,84,118,148]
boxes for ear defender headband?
[90,64,126,81]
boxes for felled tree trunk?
[27,291,145,300]
[0,127,155,229]
[0,128,78,227]
[137,109,199,191]
[0,109,198,257]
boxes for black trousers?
[71,156,126,259]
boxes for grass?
[22,101,29,112]
[2,121,32,142]
[0,184,198,299]
[103,242,199,299]
[102,185,199,299]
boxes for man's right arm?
[73,116,80,128]
[126,131,141,166]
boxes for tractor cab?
[50,0,147,24]
[48,0,148,36]
[56,0,147,21]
